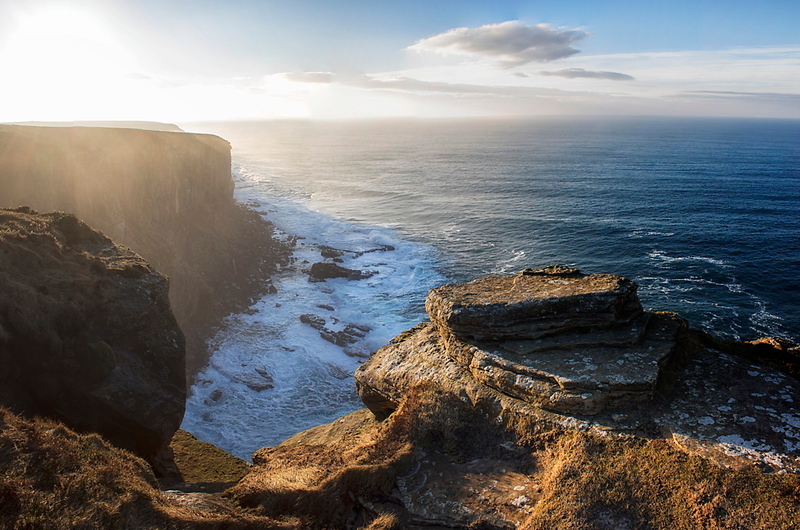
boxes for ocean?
[180,117,800,459]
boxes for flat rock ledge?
[423,266,678,415]
[356,267,800,473]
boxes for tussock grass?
[524,431,800,529]
[229,385,520,528]
[0,407,297,529]
[232,383,800,528]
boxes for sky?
[0,0,798,122]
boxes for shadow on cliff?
[0,124,291,379]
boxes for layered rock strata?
[403,266,680,415]
[0,207,185,462]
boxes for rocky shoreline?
[0,127,798,528]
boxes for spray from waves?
[181,164,447,459]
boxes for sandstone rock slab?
[426,266,642,341]
[445,314,682,414]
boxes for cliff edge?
[1,262,798,528]
[0,207,185,463]
[0,124,290,377]
[228,268,800,528]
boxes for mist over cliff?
[0,124,289,376]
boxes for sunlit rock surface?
[367,266,680,416]
[426,265,642,341]
[356,267,800,473]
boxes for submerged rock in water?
[299,313,371,347]
[0,207,185,464]
[307,261,375,282]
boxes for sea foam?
[181,164,445,459]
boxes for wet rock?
[319,245,346,259]
[300,314,371,347]
[233,372,274,392]
[308,262,375,282]
[254,367,273,381]
[300,313,326,330]
[344,346,372,359]
[326,364,351,380]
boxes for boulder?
[0,207,185,463]
[308,262,374,282]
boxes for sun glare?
[0,6,139,120]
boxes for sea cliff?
[0,129,798,528]
[0,124,290,377]
[0,208,185,466]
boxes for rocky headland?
[0,123,291,377]
[0,127,798,528]
[0,208,185,466]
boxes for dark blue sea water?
[181,117,800,458]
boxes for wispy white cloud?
[272,44,800,119]
[679,90,800,103]
[282,71,336,83]
[407,21,587,68]
[281,71,573,98]
[537,68,634,81]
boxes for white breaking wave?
[181,163,446,459]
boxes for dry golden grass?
[524,431,800,529]
[230,383,800,529]
[0,407,299,529]
[168,430,250,487]
[2,374,797,528]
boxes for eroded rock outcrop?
[0,124,290,377]
[0,208,185,462]
[356,267,800,475]
[361,266,682,417]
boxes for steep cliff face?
[0,124,289,376]
[0,208,185,462]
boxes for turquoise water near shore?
[181,117,799,458]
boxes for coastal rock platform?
[419,266,679,414]
[356,267,800,474]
